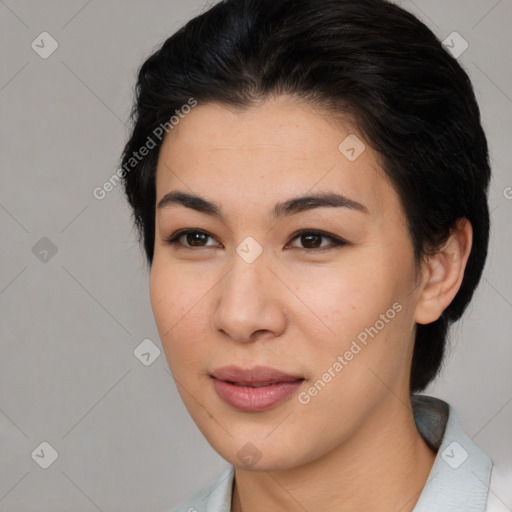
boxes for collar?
[412,395,492,511]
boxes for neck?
[231,397,436,512]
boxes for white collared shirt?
[171,395,506,511]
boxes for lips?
[211,365,304,386]
[210,365,305,411]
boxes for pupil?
[188,232,206,246]
[302,234,321,248]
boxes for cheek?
[285,260,400,339]
[149,262,212,373]
[288,257,415,387]
[149,265,182,335]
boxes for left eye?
[287,230,347,250]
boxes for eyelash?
[163,229,348,252]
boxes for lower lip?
[212,378,304,412]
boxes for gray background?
[0,1,511,510]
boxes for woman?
[121,0,500,510]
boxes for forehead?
[155,96,397,219]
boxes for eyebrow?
[157,190,369,220]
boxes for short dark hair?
[121,0,491,392]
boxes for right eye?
[164,229,222,248]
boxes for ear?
[414,218,473,325]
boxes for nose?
[213,251,287,343]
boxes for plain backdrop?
[0,0,511,510]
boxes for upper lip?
[211,365,304,385]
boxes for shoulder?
[485,463,512,512]
[170,466,235,512]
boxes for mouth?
[210,365,305,411]
[227,381,288,388]
[211,365,304,385]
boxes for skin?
[150,95,473,512]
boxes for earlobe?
[414,218,473,325]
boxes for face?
[150,95,424,471]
